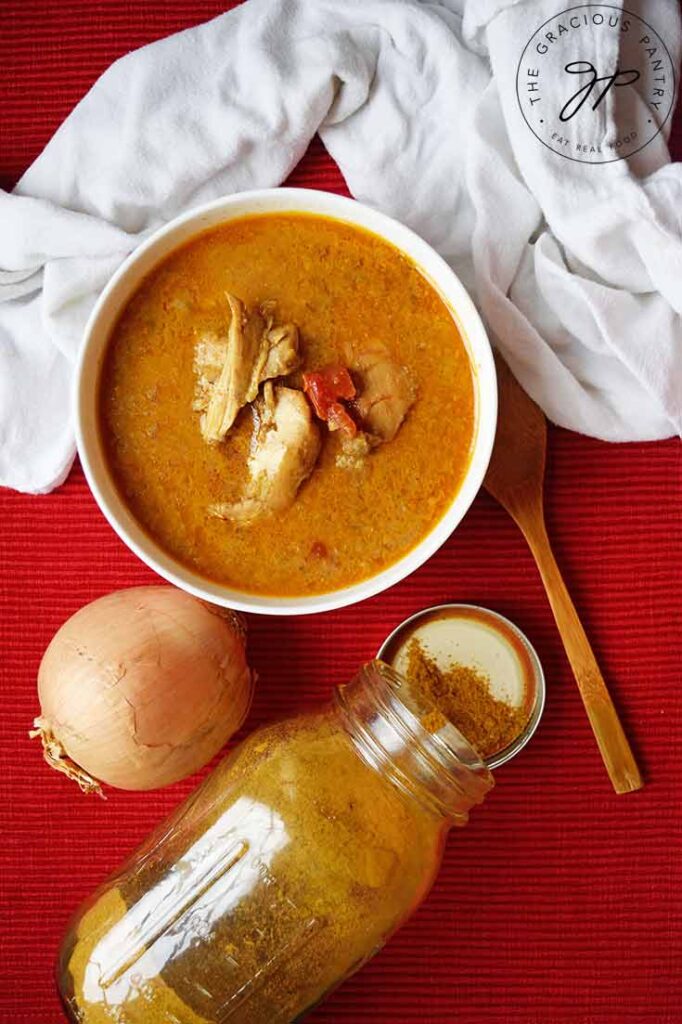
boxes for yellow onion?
[30,586,254,795]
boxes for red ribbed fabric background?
[1,3,681,1022]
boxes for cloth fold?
[1,0,681,493]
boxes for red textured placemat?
[1,4,681,1023]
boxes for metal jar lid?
[377,603,545,769]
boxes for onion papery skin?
[32,586,254,793]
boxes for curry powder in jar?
[58,662,493,1024]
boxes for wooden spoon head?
[484,356,547,511]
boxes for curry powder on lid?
[405,639,529,759]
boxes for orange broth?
[99,213,475,596]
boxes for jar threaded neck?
[336,661,494,823]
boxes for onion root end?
[29,717,105,798]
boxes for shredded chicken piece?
[256,323,300,384]
[348,342,416,443]
[210,386,320,525]
[192,332,229,413]
[255,380,277,440]
[195,293,300,443]
[200,294,261,442]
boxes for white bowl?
[76,188,497,616]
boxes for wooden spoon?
[484,356,643,794]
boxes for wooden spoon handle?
[522,513,643,794]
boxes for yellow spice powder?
[406,639,527,759]
[61,713,441,1024]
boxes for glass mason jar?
[58,661,494,1024]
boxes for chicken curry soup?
[99,214,476,596]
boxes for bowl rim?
[75,187,498,616]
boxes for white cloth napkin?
[1,0,681,494]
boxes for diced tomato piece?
[302,366,357,436]
[303,367,356,416]
[302,374,331,419]
[326,402,357,438]
[322,366,356,400]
